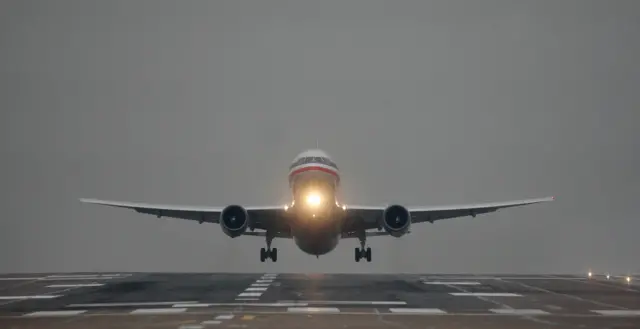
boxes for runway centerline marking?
[46,283,104,288]
[278,300,407,305]
[0,295,61,300]
[67,301,198,308]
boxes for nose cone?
[293,149,331,161]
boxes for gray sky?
[1,0,638,274]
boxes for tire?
[365,247,372,262]
[260,248,266,262]
[354,248,361,262]
[271,248,278,262]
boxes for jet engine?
[380,204,411,237]
[220,205,249,238]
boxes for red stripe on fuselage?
[289,165,340,181]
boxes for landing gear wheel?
[365,247,372,262]
[270,248,278,262]
[260,248,267,262]
[355,248,361,262]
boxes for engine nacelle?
[220,205,249,238]
[380,204,411,237]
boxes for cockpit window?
[290,157,338,170]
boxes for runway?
[0,272,639,328]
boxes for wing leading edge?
[78,198,288,236]
[342,196,554,234]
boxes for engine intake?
[381,204,411,237]
[220,205,249,238]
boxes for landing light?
[627,276,632,283]
[606,274,610,280]
[306,193,322,207]
[588,271,592,278]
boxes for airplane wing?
[79,198,291,237]
[341,196,554,236]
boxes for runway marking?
[23,310,87,317]
[591,310,640,316]
[255,279,273,283]
[67,301,198,307]
[235,298,260,301]
[0,295,61,300]
[173,302,309,307]
[179,326,204,329]
[130,308,188,314]
[215,314,235,320]
[245,287,268,291]
[46,283,104,288]
[0,277,43,281]
[389,308,447,314]
[251,283,271,287]
[490,309,550,315]
[423,281,481,285]
[45,274,126,278]
[201,320,222,325]
[287,307,340,313]
[278,300,407,305]
[40,277,119,281]
[498,278,629,310]
[241,315,255,320]
[450,292,522,297]
[238,292,263,297]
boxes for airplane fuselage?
[287,150,344,256]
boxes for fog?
[1,0,638,274]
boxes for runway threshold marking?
[389,308,446,314]
[235,273,278,301]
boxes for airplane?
[80,149,554,263]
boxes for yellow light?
[306,193,322,207]
[627,276,631,283]
[588,271,592,278]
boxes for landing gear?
[260,234,278,262]
[354,234,372,262]
[260,247,277,262]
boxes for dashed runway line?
[130,308,188,315]
[450,292,523,297]
[23,310,88,317]
[234,273,278,301]
[489,309,550,315]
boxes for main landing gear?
[260,235,278,262]
[355,234,372,262]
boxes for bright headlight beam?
[306,193,322,207]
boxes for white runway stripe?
[591,310,640,316]
[41,277,118,281]
[251,283,271,287]
[490,309,550,315]
[172,303,210,308]
[245,287,268,291]
[215,314,234,320]
[0,295,60,300]
[46,283,104,288]
[255,279,273,283]
[423,281,481,285]
[450,292,523,297]
[67,301,197,307]
[238,292,263,297]
[389,308,447,314]
[23,310,87,317]
[130,308,187,314]
[0,277,42,281]
[201,320,221,325]
[278,300,407,305]
[287,307,340,313]
[235,298,260,301]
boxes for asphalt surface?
[0,272,639,328]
